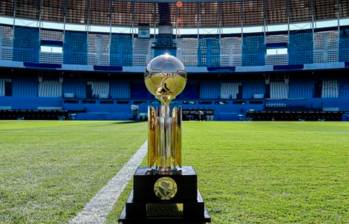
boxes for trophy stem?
[148,105,182,174]
[159,104,172,172]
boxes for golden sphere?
[153,177,178,200]
[145,54,187,105]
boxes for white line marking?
[69,141,147,224]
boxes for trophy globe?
[145,53,187,105]
[144,54,187,174]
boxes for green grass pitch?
[1,121,349,224]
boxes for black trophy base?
[118,166,211,224]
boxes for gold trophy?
[145,53,186,174]
[119,54,211,224]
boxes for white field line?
[69,141,147,224]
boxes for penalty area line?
[69,141,147,224]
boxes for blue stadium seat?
[110,34,132,66]
[200,81,220,99]
[339,27,349,62]
[198,37,220,67]
[242,34,265,66]
[64,31,88,65]
[110,80,130,99]
[12,77,38,97]
[63,78,86,98]
[13,27,39,63]
[289,31,313,65]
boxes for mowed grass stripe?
[183,122,349,224]
[0,121,146,224]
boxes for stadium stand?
[0,79,5,96]
[221,83,240,99]
[322,80,339,98]
[88,33,110,66]
[110,34,133,66]
[177,38,198,66]
[220,37,242,66]
[64,31,87,65]
[0,0,348,120]
[133,38,151,66]
[38,78,62,97]
[270,80,289,99]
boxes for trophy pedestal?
[118,166,211,224]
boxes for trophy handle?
[148,106,158,169]
[172,107,182,168]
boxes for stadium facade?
[0,0,349,120]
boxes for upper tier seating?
[177,38,199,66]
[40,29,64,64]
[133,38,151,66]
[313,31,339,63]
[198,37,220,67]
[88,33,110,66]
[265,34,288,65]
[220,37,242,66]
[242,34,265,66]
[13,27,40,63]
[64,31,87,65]
[339,27,349,62]
[2,24,349,68]
[0,25,13,60]
[110,34,132,66]
[289,31,313,64]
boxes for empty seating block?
[242,34,265,66]
[177,38,199,66]
[90,81,109,98]
[110,34,132,66]
[88,33,110,66]
[220,37,242,66]
[38,80,62,97]
[221,82,240,99]
[200,81,220,99]
[265,34,288,65]
[198,37,220,67]
[63,79,86,98]
[13,27,40,63]
[339,27,349,62]
[40,29,64,64]
[0,25,13,60]
[313,30,339,63]
[270,81,288,99]
[288,79,314,99]
[289,31,313,64]
[64,31,88,65]
[242,79,265,99]
[110,80,130,99]
[12,77,38,97]
[339,79,349,98]
[133,38,151,66]
[0,79,4,96]
[322,80,338,98]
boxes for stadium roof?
[0,0,348,29]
